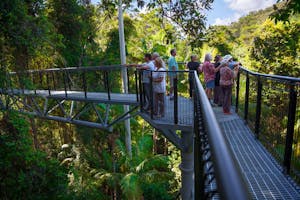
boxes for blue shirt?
[168,56,178,77]
[228,61,237,70]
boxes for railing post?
[105,71,111,100]
[283,84,297,174]
[62,69,68,98]
[255,76,262,139]
[5,72,10,109]
[32,73,37,95]
[67,71,72,91]
[82,70,87,99]
[138,70,143,111]
[127,68,130,93]
[9,73,14,95]
[18,72,24,95]
[39,71,43,91]
[46,72,51,96]
[174,77,178,124]
[235,71,240,113]
[244,72,249,122]
[135,70,138,102]
[150,71,154,119]
[51,71,56,91]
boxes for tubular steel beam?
[1,94,138,132]
[193,71,250,200]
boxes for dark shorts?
[169,76,176,87]
[206,80,215,89]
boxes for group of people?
[129,50,174,118]
[131,50,240,117]
[187,53,240,114]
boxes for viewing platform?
[1,65,300,199]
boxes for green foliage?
[102,16,136,64]
[48,0,98,67]
[0,111,70,199]
[271,0,300,23]
[205,2,300,77]
[0,0,61,71]
[0,1,192,199]
[64,135,175,199]
[206,25,233,55]
[98,0,214,47]
[250,19,300,76]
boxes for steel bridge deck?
[2,89,139,105]
[2,88,300,199]
[213,107,300,200]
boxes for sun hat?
[223,54,233,61]
[220,58,229,66]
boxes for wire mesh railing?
[3,66,139,103]
[235,67,300,182]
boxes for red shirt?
[202,61,215,83]
[220,66,234,86]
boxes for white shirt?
[152,67,166,93]
[142,61,155,83]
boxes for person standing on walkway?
[213,55,223,106]
[168,49,178,100]
[202,53,221,106]
[152,57,166,118]
[186,55,201,98]
[220,58,239,114]
[224,54,240,70]
[134,53,155,110]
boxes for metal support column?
[118,0,132,157]
[180,131,194,200]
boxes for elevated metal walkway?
[214,107,300,199]
[0,65,300,199]
[1,89,139,105]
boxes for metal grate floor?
[213,107,300,200]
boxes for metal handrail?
[193,71,250,199]
[8,65,128,74]
[240,66,300,83]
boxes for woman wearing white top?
[152,57,166,118]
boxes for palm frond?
[120,173,143,200]
[136,154,169,173]
[137,135,153,159]
[101,150,113,170]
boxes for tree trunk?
[29,117,39,150]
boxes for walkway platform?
[213,107,300,199]
[1,89,139,105]
[139,96,193,132]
